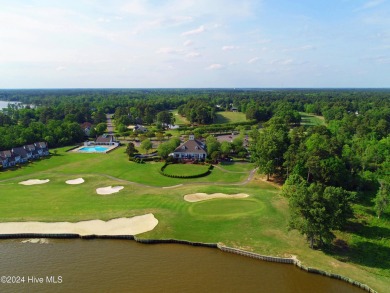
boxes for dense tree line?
[177,100,216,124]
[249,91,389,248]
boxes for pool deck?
[70,144,119,154]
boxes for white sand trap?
[66,178,85,185]
[0,214,158,236]
[19,179,50,186]
[184,193,250,202]
[96,186,124,195]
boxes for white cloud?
[270,59,294,65]
[355,0,386,11]
[181,25,206,37]
[156,47,184,55]
[56,66,66,71]
[222,45,239,51]
[248,57,260,64]
[184,40,194,47]
[186,52,201,58]
[206,63,223,70]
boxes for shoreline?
[0,233,376,293]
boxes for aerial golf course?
[0,146,388,292]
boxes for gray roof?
[12,147,28,158]
[0,150,13,158]
[34,142,48,149]
[96,134,114,143]
[24,144,36,151]
[174,139,207,154]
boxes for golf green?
[188,199,263,217]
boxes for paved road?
[106,114,114,134]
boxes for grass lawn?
[300,112,326,126]
[163,164,210,176]
[218,162,254,172]
[0,146,389,292]
[215,111,247,124]
[171,110,189,125]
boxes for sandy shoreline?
[184,193,250,202]
[0,214,158,236]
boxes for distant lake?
[0,100,29,109]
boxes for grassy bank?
[0,147,388,292]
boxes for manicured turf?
[215,111,247,124]
[218,162,254,172]
[0,147,248,187]
[189,198,263,217]
[0,146,388,292]
[163,164,210,176]
[171,110,189,125]
[300,112,326,126]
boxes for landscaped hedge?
[159,163,213,178]
[130,156,161,163]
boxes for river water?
[0,239,362,293]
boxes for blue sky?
[0,0,389,88]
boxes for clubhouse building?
[171,134,207,161]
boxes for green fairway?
[189,198,263,217]
[0,146,388,292]
[163,164,210,177]
[215,111,247,124]
[171,110,189,125]
[218,162,254,172]
[0,147,248,187]
[300,112,326,126]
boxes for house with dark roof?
[80,122,93,136]
[34,142,49,156]
[12,147,29,163]
[95,134,116,145]
[24,144,39,159]
[0,150,17,168]
[0,151,9,168]
[133,124,148,133]
[0,141,49,169]
[171,134,207,161]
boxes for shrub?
[159,163,212,178]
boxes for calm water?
[0,239,363,293]
[79,146,109,152]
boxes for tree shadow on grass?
[345,221,390,240]
[326,240,390,270]
[215,113,229,124]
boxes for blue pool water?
[79,146,109,152]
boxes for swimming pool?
[78,146,109,153]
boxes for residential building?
[171,134,207,160]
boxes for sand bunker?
[66,178,85,185]
[96,186,124,195]
[0,214,158,236]
[19,179,50,186]
[184,193,250,202]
